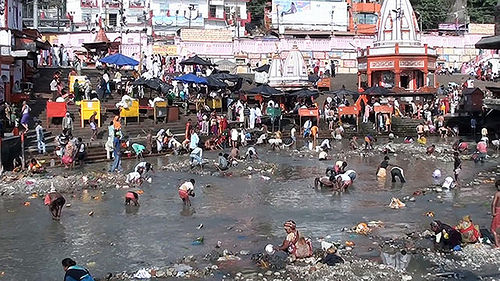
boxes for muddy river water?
[0,139,498,280]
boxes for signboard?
[181,29,233,42]
[343,59,356,68]
[152,2,204,28]
[468,24,495,35]
[272,0,348,30]
[152,45,178,56]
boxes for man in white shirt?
[50,78,58,100]
[190,146,203,167]
[178,179,196,206]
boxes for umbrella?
[247,84,282,96]
[308,73,320,83]
[173,73,208,84]
[363,86,392,96]
[210,73,252,84]
[206,76,228,88]
[330,85,359,96]
[131,77,147,86]
[99,53,139,66]
[290,89,320,98]
[215,59,237,73]
[253,64,270,73]
[180,55,214,66]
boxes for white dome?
[375,0,421,47]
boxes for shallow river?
[0,139,498,280]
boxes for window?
[209,5,216,18]
[356,13,378,25]
[108,13,117,26]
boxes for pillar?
[394,71,400,88]
[367,71,372,87]
[424,71,429,87]
[357,72,361,89]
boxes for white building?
[24,0,249,37]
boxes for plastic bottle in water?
[50,159,55,167]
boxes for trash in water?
[23,202,31,206]
[367,220,384,227]
[137,190,144,195]
[320,241,334,251]
[133,268,152,279]
[389,198,405,209]
[192,236,204,245]
[28,193,38,199]
[86,261,96,268]
[260,175,271,180]
[355,223,371,235]
[197,224,203,229]
[88,211,94,216]
[216,241,222,248]
[65,204,71,207]
[345,241,355,247]
[265,244,275,255]
[425,211,435,217]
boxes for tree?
[247,0,267,26]
[410,0,449,30]
[467,0,496,24]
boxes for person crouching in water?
[178,179,196,206]
[44,185,66,220]
[274,220,313,262]
[245,146,258,160]
[430,220,462,251]
[125,191,140,206]
[335,172,352,192]
[390,166,406,183]
[314,175,336,189]
[215,152,229,171]
[376,156,390,178]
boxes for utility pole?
[57,6,60,32]
[33,0,38,29]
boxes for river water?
[0,139,498,280]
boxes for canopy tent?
[253,64,270,73]
[99,53,139,66]
[179,55,214,66]
[289,89,320,98]
[247,84,282,97]
[174,73,208,84]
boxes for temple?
[268,45,310,89]
[357,0,438,93]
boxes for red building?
[357,0,437,94]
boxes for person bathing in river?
[125,191,140,206]
[244,146,258,160]
[426,144,436,155]
[376,156,390,178]
[491,180,500,248]
[390,166,406,183]
[215,152,229,171]
[178,179,196,206]
[274,220,313,262]
[135,161,153,175]
[314,175,336,189]
[335,172,352,192]
[326,161,347,176]
[62,258,95,281]
[44,185,66,220]
[430,220,462,251]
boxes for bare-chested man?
[491,180,500,248]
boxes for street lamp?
[184,4,198,29]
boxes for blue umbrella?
[99,53,139,66]
[174,73,208,84]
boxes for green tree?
[410,0,449,30]
[467,0,496,24]
[247,0,267,26]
